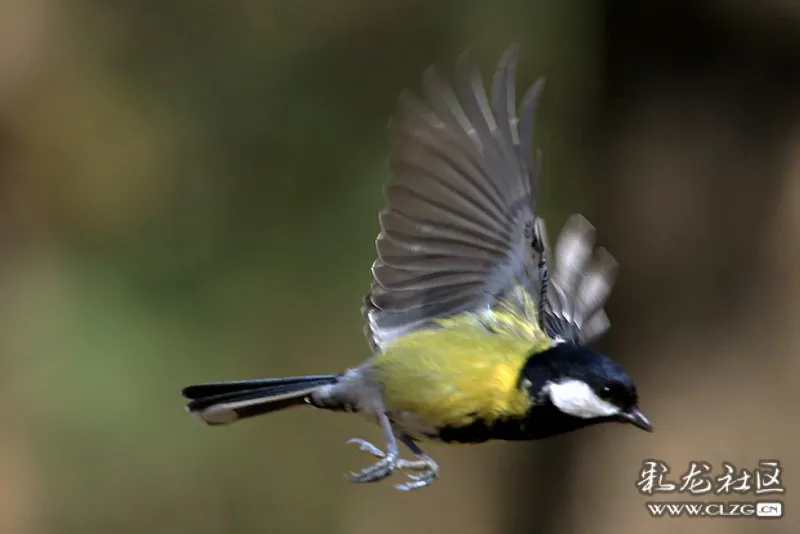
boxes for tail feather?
[182,374,339,426]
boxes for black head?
[520,342,651,433]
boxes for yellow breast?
[368,321,552,434]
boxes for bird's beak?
[621,408,652,432]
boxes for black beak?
[621,408,652,432]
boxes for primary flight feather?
[181,45,651,492]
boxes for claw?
[394,472,435,491]
[395,459,428,471]
[346,453,399,483]
[345,438,398,483]
[392,457,439,492]
[345,438,385,458]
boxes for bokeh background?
[0,0,796,533]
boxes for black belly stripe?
[435,417,530,444]
[432,405,616,444]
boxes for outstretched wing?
[363,46,547,352]
[539,214,618,345]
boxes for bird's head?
[522,342,652,432]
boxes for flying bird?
[181,45,651,491]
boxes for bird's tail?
[182,374,340,425]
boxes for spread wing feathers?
[539,214,618,344]
[363,45,547,353]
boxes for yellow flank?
[369,308,554,431]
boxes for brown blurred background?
[0,0,795,533]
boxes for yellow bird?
[181,45,651,491]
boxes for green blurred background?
[0,0,797,533]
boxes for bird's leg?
[345,411,399,483]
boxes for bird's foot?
[345,438,439,491]
[345,438,398,483]
[393,456,439,491]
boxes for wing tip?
[421,63,442,88]
[562,213,596,238]
[593,245,619,272]
[455,47,475,65]
[501,43,521,61]
[521,76,546,110]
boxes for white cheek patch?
[545,379,620,419]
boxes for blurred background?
[0,0,796,533]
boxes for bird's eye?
[599,382,636,406]
[600,383,620,400]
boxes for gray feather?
[362,46,617,352]
[541,214,618,344]
[363,46,544,352]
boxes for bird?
[181,45,652,492]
